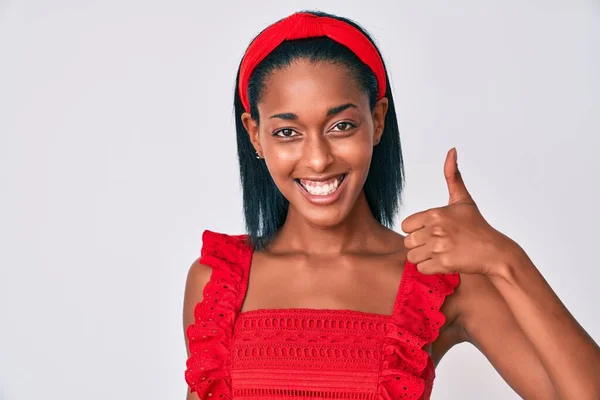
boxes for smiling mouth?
[294,174,347,196]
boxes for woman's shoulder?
[450,272,507,324]
[182,229,252,330]
[182,258,213,341]
[183,254,217,315]
[184,229,251,299]
[187,258,212,286]
[435,271,504,352]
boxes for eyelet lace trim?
[378,262,459,399]
[184,230,251,399]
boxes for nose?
[302,133,335,173]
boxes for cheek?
[331,134,373,169]
[260,138,294,172]
[263,148,298,182]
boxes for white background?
[1,1,598,399]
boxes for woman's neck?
[268,191,391,255]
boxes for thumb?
[444,147,473,205]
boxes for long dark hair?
[233,11,405,250]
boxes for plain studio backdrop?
[0,1,598,399]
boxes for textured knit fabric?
[185,230,460,400]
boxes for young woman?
[183,11,600,400]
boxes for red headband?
[238,12,387,112]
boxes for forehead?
[257,59,369,116]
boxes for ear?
[241,112,263,157]
[372,97,388,146]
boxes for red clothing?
[185,230,460,400]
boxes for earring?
[255,150,262,159]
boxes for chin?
[289,184,361,229]
[301,207,349,229]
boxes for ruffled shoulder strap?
[184,230,253,399]
[394,262,460,344]
[378,260,460,400]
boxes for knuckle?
[429,208,445,220]
[431,225,446,236]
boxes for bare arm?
[448,239,600,399]
[485,240,600,399]
[403,148,600,398]
[452,273,559,399]
[182,259,213,400]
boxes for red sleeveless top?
[185,230,460,400]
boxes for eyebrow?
[269,103,358,120]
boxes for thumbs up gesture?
[401,148,514,277]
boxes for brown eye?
[332,122,356,132]
[274,128,297,138]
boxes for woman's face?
[243,59,388,228]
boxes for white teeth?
[299,176,343,196]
